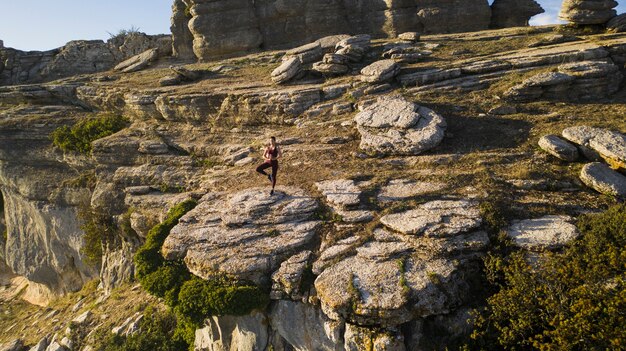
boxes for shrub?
[176,276,269,324]
[51,114,128,154]
[468,204,626,350]
[78,204,117,268]
[134,199,197,280]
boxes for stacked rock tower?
[560,0,619,24]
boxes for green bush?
[134,199,197,280]
[51,114,128,154]
[469,204,626,350]
[78,204,117,268]
[176,276,269,324]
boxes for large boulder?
[162,187,320,285]
[559,0,618,25]
[360,60,401,83]
[271,57,303,85]
[580,162,626,197]
[490,0,544,28]
[355,96,447,156]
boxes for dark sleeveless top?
[269,146,278,158]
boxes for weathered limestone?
[162,188,320,285]
[315,179,374,224]
[505,61,623,102]
[285,42,324,65]
[562,126,626,169]
[113,48,159,73]
[490,0,544,28]
[538,135,580,162]
[607,13,626,32]
[355,96,447,156]
[271,57,303,84]
[194,312,269,351]
[380,200,482,237]
[398,32,421,42]
[360,60,401,83]
[580,162,626,197]
[181,0,495,60]
[507,215,580,250]
[377,179,447,203]
[171,0,195,60]
[270,300,344,351]
[559,0,618,25]
[270,251,313,300]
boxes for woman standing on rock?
[256,136,282,195]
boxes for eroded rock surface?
[560,0,618,25]
[538,135,579,161]
[491,0,544,28]
[507,215,580,250]
[580,162,626,197]
[162,187,320,285]
[562,126,626,169]
[355,96,446,156]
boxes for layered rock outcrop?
[490,0,544,28]
[173,0,509,60]
[559,0,618,25]
[0,33,171,85]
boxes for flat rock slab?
[538,134,579,161]
[378,179,447,203]
[580,162,626,197]
[507,215,580,250]
[380,200,482,237]
[162,187,320,284]
[355,96,446,156]
[315,179,362,209]
[114,48,159,73]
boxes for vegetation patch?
[51,114,128,154]
[468,204,626,350]
[133,199,269,349]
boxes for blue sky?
[0,0,624,51]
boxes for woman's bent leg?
[256,162,270,175]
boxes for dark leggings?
[256,160,278,188]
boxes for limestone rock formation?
[360,60,401,83]
[559,0,618,25]
[355,96,447,156]
[380,200,482,237]
[315,179,373,223]
[0,34,170,85]
[562,126,626,170]
[607,13,626,31]
[538,134,579,161]
[177,0,496,60]
[505,61,623,102]
[171,0,195,60]
[491,0,544,28]
[162,188,320,285]
[113,49,159,73]
[507,215,580,250]
[271,57,303,85]
[580,162,626,197]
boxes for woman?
[256,136,282,195]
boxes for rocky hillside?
[1,18,626,351]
